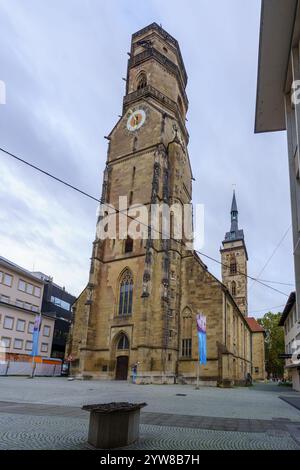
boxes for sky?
[0,0,294,318]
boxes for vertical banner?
[196,313,207,365]
[31,315,42,357]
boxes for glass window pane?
[18,280,26,291]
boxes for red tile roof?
[245,317,265,333]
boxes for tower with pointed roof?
[220,191,248,315]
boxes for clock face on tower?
[126,109,146,131]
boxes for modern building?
[0,256,54,360]
[32,272,76,359]
[279,292,300,391]
[255,0,300,320]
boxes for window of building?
[118,269,133,316]
[26,283,33,295]
[25,341,33,351]
[34,286,41,298]
[136,73,147,90]
[0,295,10,303]
[230,262,237,275]
[231,281,236,296]
[43,325,51,337]
[16,319,25,332]
[50,296,71,311]
[3,273,13,287]
[18,280,26,291]
[168,353,172,361]
[14,338,23,350]
[1,337,11,348]
[3,316,14,330]
[182,338,192,358]
[28,322,34,334]
[41,343,48,353]
[124,237,133,253]
[117,334,129,350]
[255,367,259,374]
[31,305,38,313]
[16,299,23,308]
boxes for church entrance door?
[116,356,129,380]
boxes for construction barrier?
[0,358,62,377]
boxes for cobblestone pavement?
[0,412,299,450]
[0,377,300,420]
[0,378,300,450]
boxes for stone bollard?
[82,402,147,449]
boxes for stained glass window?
[118,270,133,316]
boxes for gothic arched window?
[117,334,129,350]
[231,281,236,296]
[181,307,192,358]
[137,73,147,90]
[118,269,133,316]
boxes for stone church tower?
[220,191,248,315]
[68,24,264,385]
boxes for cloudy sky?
[0,0,294,317]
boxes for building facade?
[0,256,54,359]
[68,23,265,386]
[32,272,75,359]
[255,0,300,321]
[279,292,300,391]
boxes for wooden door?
[115,356,129,380]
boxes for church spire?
[224,190,244,242]
[230,190,238,234]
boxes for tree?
[258,312,285,378]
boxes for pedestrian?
[132,363,137,384]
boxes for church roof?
[223,191,245,242]
[245,317,265,333]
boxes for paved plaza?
[0,377,300,450]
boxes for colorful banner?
[196,313,207,365]
[31,315,42,357]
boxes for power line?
[248,304,285,315]
[0,146,290,297]
[249,225,292,292]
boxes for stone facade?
[67,23,264,386]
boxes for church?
[67,23,265,386]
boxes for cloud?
[0,0,294,314]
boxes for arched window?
[231,281,236,296]
[124,236,133,253]
[181,307,192,358]
[118,269,133,316]
[117,334,129,350]
[137,73,147,90]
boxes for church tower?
[220,191,248,315]
[72,23,193,381]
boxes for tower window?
[231,281,236,297]
[117,334,129,350]
[230,262,237,275]
[118,269,133,316]
[124,236,133,253]
[136,73,147,90]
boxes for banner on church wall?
[196,313,207,365]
